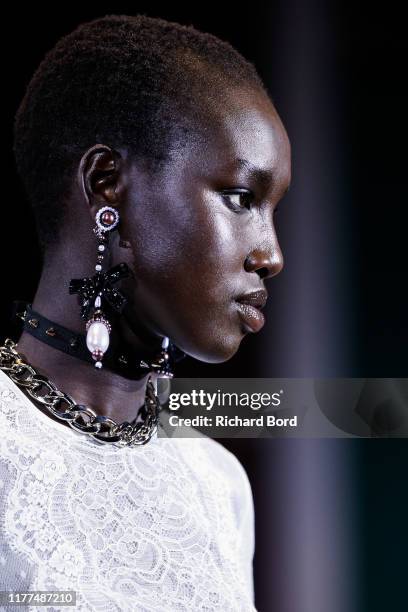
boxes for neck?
[16,264,157,426]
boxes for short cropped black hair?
[13,14,267,254]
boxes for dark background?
[2,3,407,611]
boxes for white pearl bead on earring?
[162,336,170,350]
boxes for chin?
[178,329,244,364]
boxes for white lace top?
[0,369,255,611]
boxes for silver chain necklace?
[0,338,161,447]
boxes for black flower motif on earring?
[69,262,131,322]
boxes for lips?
[236,289,268,333]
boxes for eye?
[219,188,254,213]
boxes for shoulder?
[200,437,252,495]
[203,438,254,525]
[165,433,255,535]
[159,410,251,490]
[198,438,255,598]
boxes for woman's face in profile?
[120,85,291,363]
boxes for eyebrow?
[239,158,292,196]
[235,157,275,191]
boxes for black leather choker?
[11,300,185,381]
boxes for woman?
[0,14,290,611]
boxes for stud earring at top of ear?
[69,205,131,369]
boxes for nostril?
[256,267,270,280]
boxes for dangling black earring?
[69,205,131,369]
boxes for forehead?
[174,86,291,185]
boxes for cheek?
[131,194,242,296]
[125,197,247,360]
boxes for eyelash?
[220,189,254,213]
[220,189,282,219]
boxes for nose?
[244,246,284,280]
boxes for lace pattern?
[0,370,255,611]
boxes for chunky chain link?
[0,338,161,447]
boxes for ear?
[78,144,123,219]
